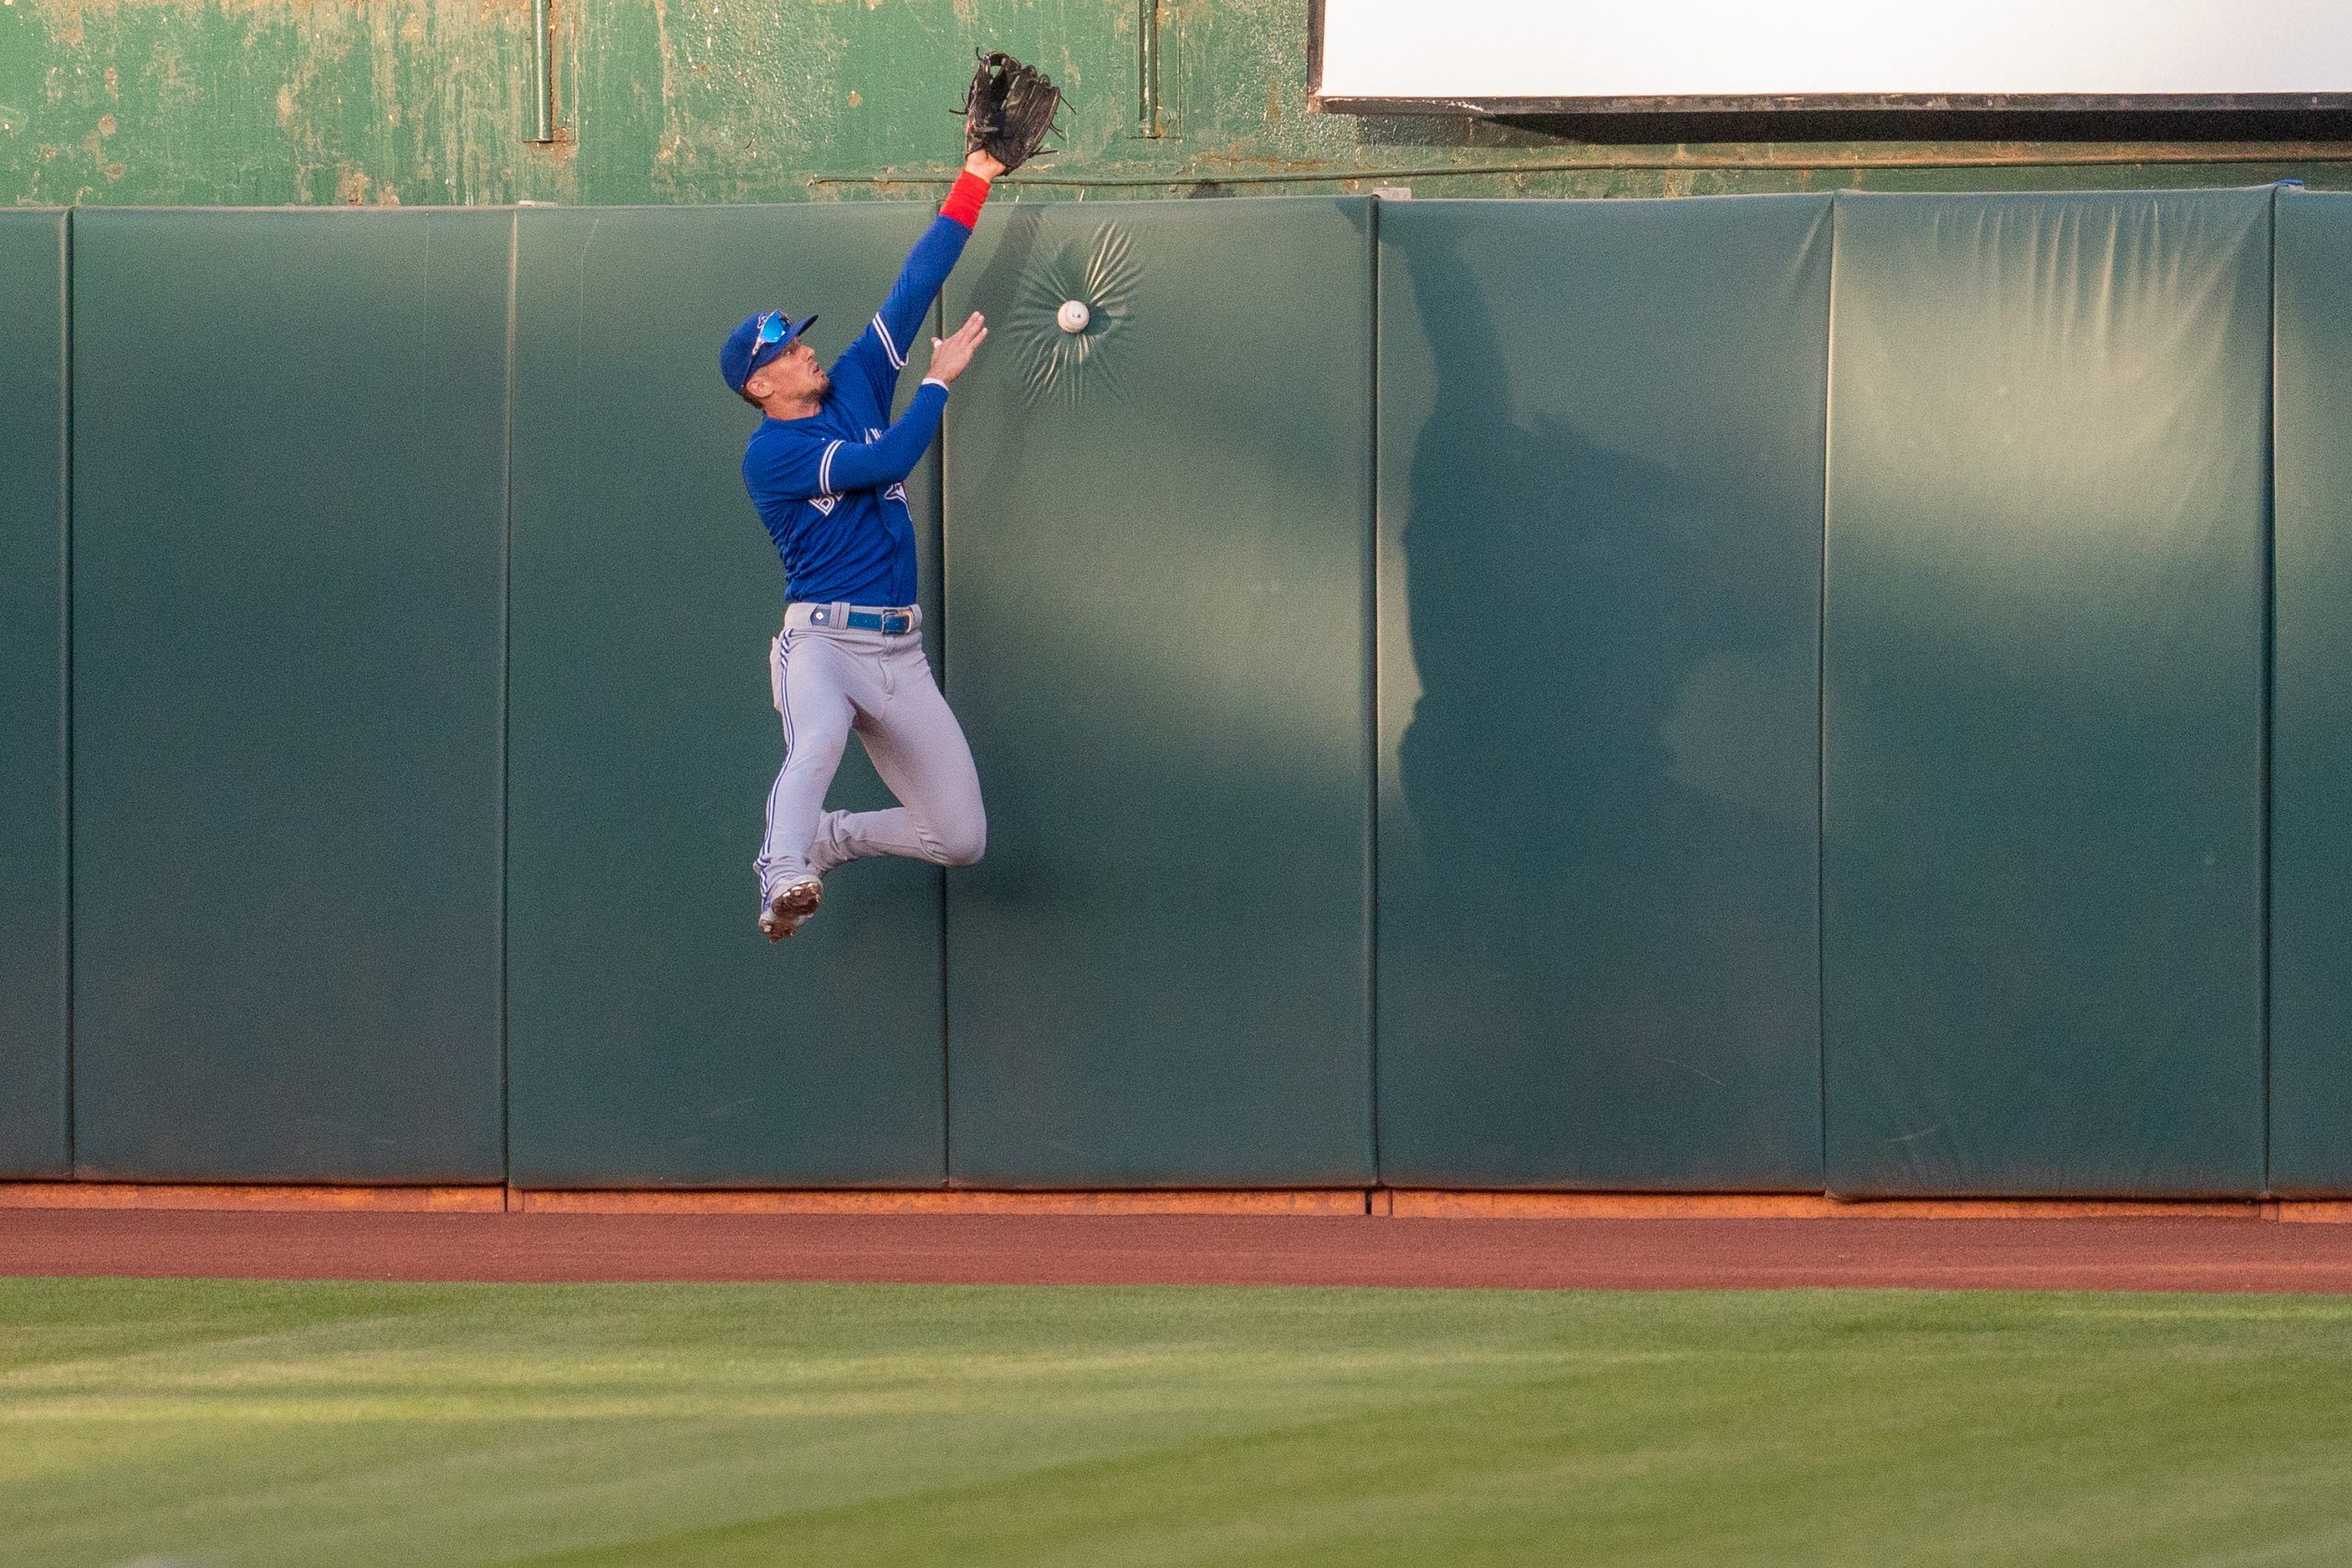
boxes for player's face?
[745,335,829,409]
[772,337,828,399]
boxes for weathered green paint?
[2,0,538,206]
[6,0,2348,208]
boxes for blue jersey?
[742,211,975,607]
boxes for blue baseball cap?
[720,310,819,395]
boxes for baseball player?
[718,54,1062,942]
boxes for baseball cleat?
[759,876,822,942]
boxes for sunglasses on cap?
[758,310,817,348]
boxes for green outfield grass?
[2,1279,2349,1567]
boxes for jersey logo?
[883,482,907,504]
[808,495,837,515]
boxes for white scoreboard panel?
[1310,0,2352,113]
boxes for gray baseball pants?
[754,602,986,898]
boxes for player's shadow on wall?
[1382,219,1818,1176]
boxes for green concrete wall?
[5,0,2348,209]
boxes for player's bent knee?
[934,824,986,867]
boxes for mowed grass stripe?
[0,1280,2346,1568]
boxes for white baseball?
[1057,299,1091,333]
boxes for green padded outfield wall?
[1376,197,1829,1190]
[506,206,949,1188]
[2272,189,2352,1197]
[1823,188,2270,1197]
[70,210,508,1181]
[0,212,69,1177]
[942,199,1375,1187]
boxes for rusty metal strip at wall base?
[515,1189,1374,1217]
[6,1183,2351,1221]
[0,1182,510,1213]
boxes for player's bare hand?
[965,149,1006,181]
[927,311,989,384]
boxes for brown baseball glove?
[959,51,1066,173]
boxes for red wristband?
[942,170,991,229]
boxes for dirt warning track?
[6,1209,2352,1292]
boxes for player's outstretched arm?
[836,151,1003,409]
[817,311,988,495]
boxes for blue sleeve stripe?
[871,313,908,370]
[819,439,843,495]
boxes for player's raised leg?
[821,639,985,871]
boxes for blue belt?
[808,604,915,634]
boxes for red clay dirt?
[5,1210,2352,1292]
